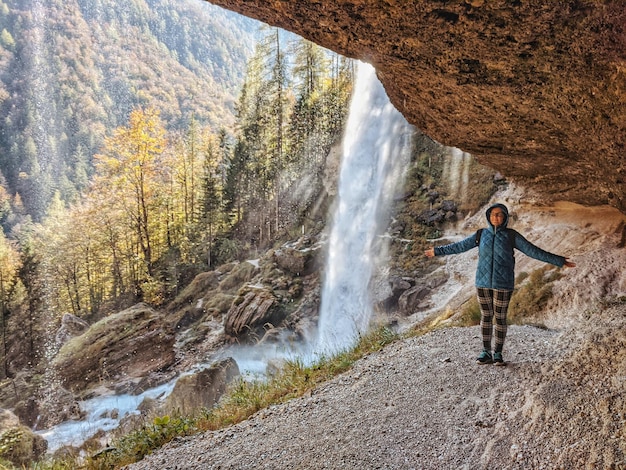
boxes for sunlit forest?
[0,0,354,380]
[0,0,258,221]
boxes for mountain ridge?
[0,0,257,219]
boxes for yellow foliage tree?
[94,107,167,281]
[0,229,21,377]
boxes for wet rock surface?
[162,358,240,417]
[50,303,176,395]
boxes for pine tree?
[200,137,223,267]
[289,38,329,172]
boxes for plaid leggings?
[477,287,513,353]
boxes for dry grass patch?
[454,296,482,327]
[508,266,563,326]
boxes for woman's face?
[490,208,506,227]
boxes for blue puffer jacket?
[434,203,566,290]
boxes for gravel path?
[128,324,586,470]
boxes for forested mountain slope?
[0,2,356,450]
[0,0,257,220]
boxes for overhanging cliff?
[206,0,625,213]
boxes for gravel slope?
[128,316,626,470]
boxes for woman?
[424,203,576,365]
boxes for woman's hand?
[424,247,435,258]
[564,258,576,268]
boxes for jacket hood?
[486,203,509,229]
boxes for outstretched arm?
[514,232,576,268]
[424,233,478,258]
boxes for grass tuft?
[508,266,563,325]
[454,296,482,327]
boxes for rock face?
[224,289,281,341]
[206,0,626,213]
[54,313,90,349]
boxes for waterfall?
[441,147,471,204]
[315,62,413,356]
[36,60,414,452]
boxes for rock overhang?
[206,0,626,213]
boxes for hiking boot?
[493,351,506,366]
[476,349,493,364]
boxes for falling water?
[441,147,471,204]
[315,62,413,355]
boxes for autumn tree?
[0,229,21,378]
[94,107,167,280]
[37,194,112,316]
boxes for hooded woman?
[424,203,576,365]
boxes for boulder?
[375,276,414,313]
[162,358,239,416]
[417,208,445,226]
[0,409,47,466]
[398,285,432,316]
[272,247,312,275]
[224,290,282,341]
[50,303,176,394]
[55,313,90,348]
[166,271,221,314]
[440,200,457,213]
[396,268,452,315]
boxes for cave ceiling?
[206,0,626,213]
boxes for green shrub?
[85,415,196,469]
